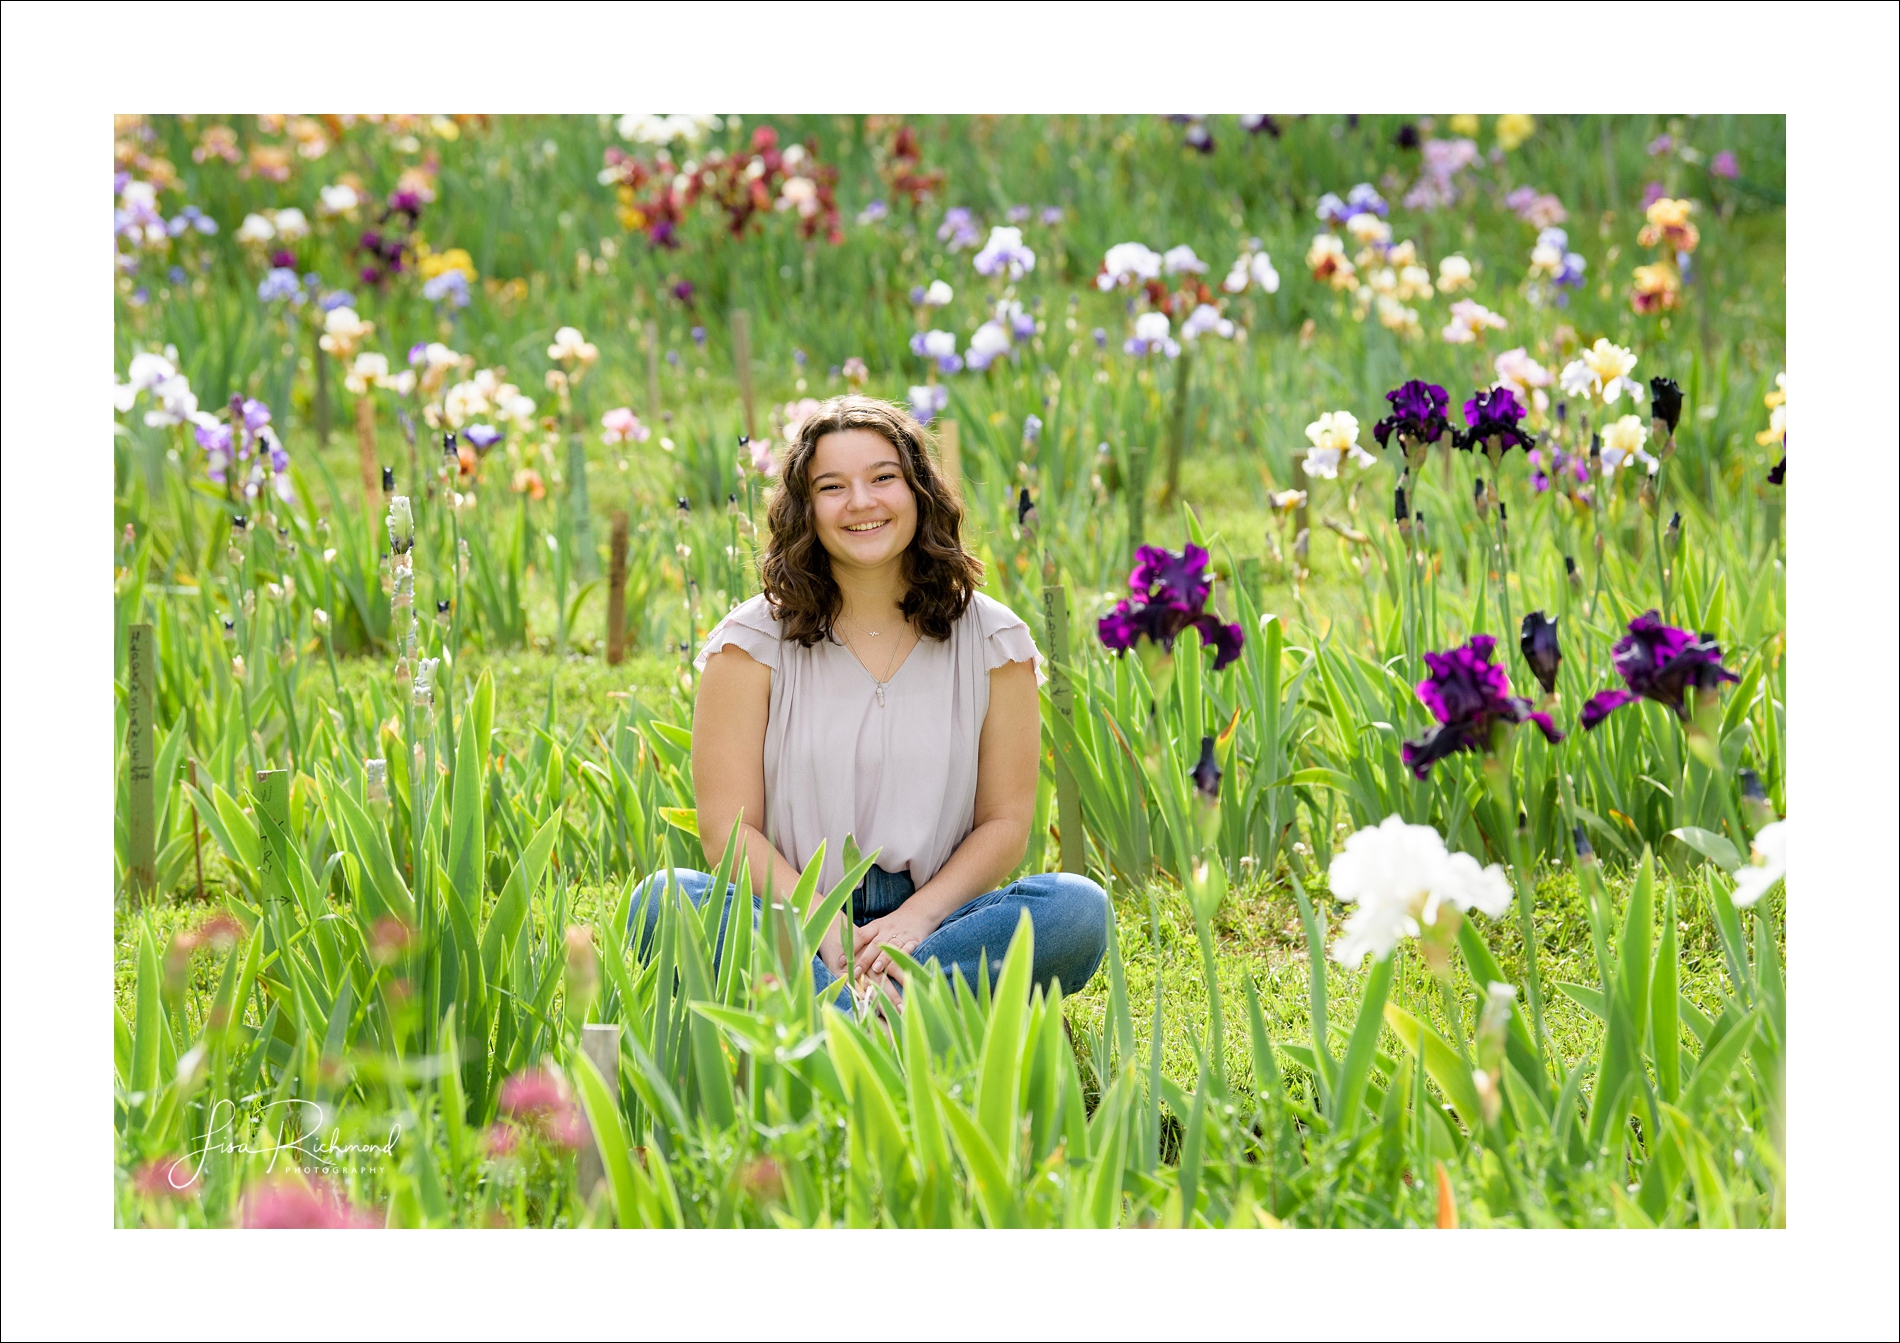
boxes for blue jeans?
[628,864,1108,1008]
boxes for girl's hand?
[818,923,849,977]
[852,903,943,979]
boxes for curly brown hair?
[758,396,983,646]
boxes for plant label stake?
[254,770,294,909]
[1041,567,1084,874]
[126,623,157,901]
[936,418,963,502]
[576,1022,619,1207]
[607,511,630,665]
[731,309,756,441]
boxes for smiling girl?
[632,395,1107,1009]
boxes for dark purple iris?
[672,279,695,305]
[1373,380,1450,450]
[1454,387,1534,453]
[1579,610,1741,729]
[1520,611,1561,695]
[1129,543,1214,609]
[1097,543,1244,670]
[1400,634,1563,779]
[1767,454,1785,485]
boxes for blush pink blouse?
[694,591,1044,891]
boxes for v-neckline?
[832,624,921,702]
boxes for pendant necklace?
[843,612,907,706]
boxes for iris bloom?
[600,407,650,444]
[1559,338,1643,404]
[1328,816,1513,968]
[973,226,1036,280]
[1302,410,1376,478]
[1097,543,1244,670]
[908,383,949,424]
[1729,821,1786,908]
[1096,241,1163,291]
[1400,635,1563,779]
[1580,610,1739,729]
[1373,379,1450,450]
[1180,304,1234,342]
[1599,415,1657,476]
[1162,244,1207,275]
[1124,311,1180,359]
[909,328,963,374]
[964,320,1011,371]
[1455,386,1533,453]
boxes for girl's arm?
[854,658,1039,976]
[692,646,839,962]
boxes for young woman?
[632,395,1107,1008]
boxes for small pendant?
[875,684,886,707]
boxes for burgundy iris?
[1373,379,1450,449]
[1454,386,1534,453]
[1579,610,1741,729]
[1400,634,1563,779]
[1097,543,1244,670]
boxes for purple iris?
[691,325,707,345]
[257,267,304,304]
[1400,634,1563,778]
[1767,455,1785,486]
[1097,543,1244,670]
[422,271,470,308]
[1040,207,1064,225]
[1455,386,1534,453]
[937,207,982,250]
[672,280,695,305]
[1372,380,1451,449]
[464,424,502,450]
[1580,611,1741,729]
[1006,205,1032,223]
[319,290,355,312]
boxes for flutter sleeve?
[694,595,784,673]
[973,593,1048,686]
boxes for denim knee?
[1039,871,1109,982]
[628,867,713,952]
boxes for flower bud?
[312,608,330,631]
[386,496,414,554]
[1648,376,1683,434]
[1191,734,1221,800]
[1564,554,1581,591]
[365,757,388,804]
[381,465,396,493]
[1519,611,1561,695]
[435,599,452,628]
[1017,487,1038,535]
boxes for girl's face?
[807,428,919,575]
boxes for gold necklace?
[841,613,909,706]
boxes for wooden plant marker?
[936,418,963,503]
[355,396,379,523]
[1237,555,1261,611]
[254,769,294,913]
[576,1022,620,1205]
[607,511,630,666]
[1040,570,1084,875]
[731,309,756,441]
[125,623,157,901]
